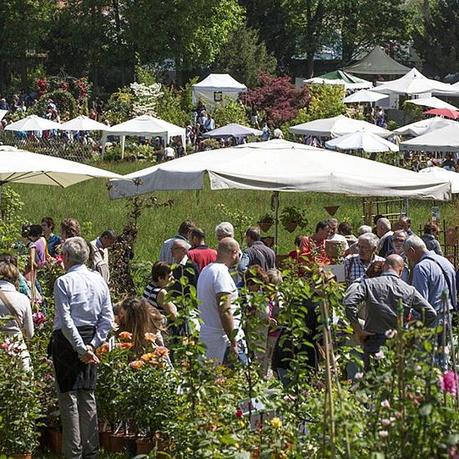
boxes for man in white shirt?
[90,229,116,285]
[197,237,246,365]
[326,218,349,251]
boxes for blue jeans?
[223,340,249,367]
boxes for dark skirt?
[50,326,97,393]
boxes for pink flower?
[381,399,391,409]
[381,419,391,427]
[385,329,397,339]
[440,370,458,396]
[32,311,46,327]
[378,430,389,438]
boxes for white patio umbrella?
[343,90,389,104]
[289,114,391,138]
[405,97,458,110]
[393,117,457,137]
[325,131,399,153]
[400,123,459,152]
[203,123,262,138]
[0,145,122,187]
[109,139,449,200]
[5,114,61,131]
[419,167,459,194]
[59,115,109,131]
[0,110,7,122]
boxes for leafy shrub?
[213,98,249,126]
[32,89,78,120]
[105,87,134,125]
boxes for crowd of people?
[0,209,457,455]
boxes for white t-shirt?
[164,146,175,159]
[197,262,241,363]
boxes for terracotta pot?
[99,430,112,451]
[136,437,154,455]
[47,428,63,453]
[109,433,127,453]
[285,221,298,233]
[12,454,32,459]
[258,221,273,232]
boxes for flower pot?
[47,428,63,453]
[136,437,154,455]
[99,430,112,451]
[258,221,273,232]
[285,222,298,233]
[110,433,128,453]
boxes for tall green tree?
[337,0,410,62]
[213,24,277,87]
[413,0,459,77]
[0,0,55,90]
[284,0,336,77]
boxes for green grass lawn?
[11,160,459,261]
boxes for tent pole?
[272,191,280,255]
[121,136,126,160]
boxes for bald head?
[172,239,188,250]
[217,237,240,267]
[384,254,405,277]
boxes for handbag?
[0,289,26,336]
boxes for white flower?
[385,329,397,339]
[378,430,389,438]
[381,419,391,427]
[354,372,364,380]
[374,350,385,360]
[381,399,391,409]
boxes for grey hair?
[403,235,427,252]
[357,225,372,235]
[215,221,234,239]
[358,232,379,249]
[377,217,391,231]
[62,237,90,265]
[267,268,282,285]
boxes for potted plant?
[280,206,308,233]
[257,212,274,232]
[0,335,43,459]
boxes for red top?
[297,236,331,265]
[188,245,217,271]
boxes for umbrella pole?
[272,191,280,255]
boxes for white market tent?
[0,146,122,187]
[102,115,186,159]
[405,97,458,110]
[289,115,391,138]
[5,114,61,132]
[393,117,457,137]
[60,115,109,131]
[0,110,7,122]
[419,167,459,194]
[325,131,399,153]
[373,68,455,96]
[343,89,389,104]
[203,123,262,138]
[400,123,459,152]
[192,73,247,106]
[109,139,450,201]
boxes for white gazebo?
[419,167,459,193]
[393,117,457,137]
[0,146,121,186]
[203,123,262,139]
[5,114,61,132]
[404,97,458,111]
[60,115,109,131]
[102,115,186,158]
[109,139,449,200]
[289,115,391,138]
[325,131,399,153]
[400,123,459,152]
[192,73,247,106]
[343,90,389,104]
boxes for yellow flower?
[271,417,282,429]
[129,360,145,370]
[140,352,156,362]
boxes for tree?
[284,0,336,77]
[122,0,244,77]
[213,24,277,87]
[337,0,410,62]
[0,0,55,90]
[413,0,459,77]
[242,73,309,126]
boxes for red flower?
[235,408,243,418]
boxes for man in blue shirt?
[51,237,113,459]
